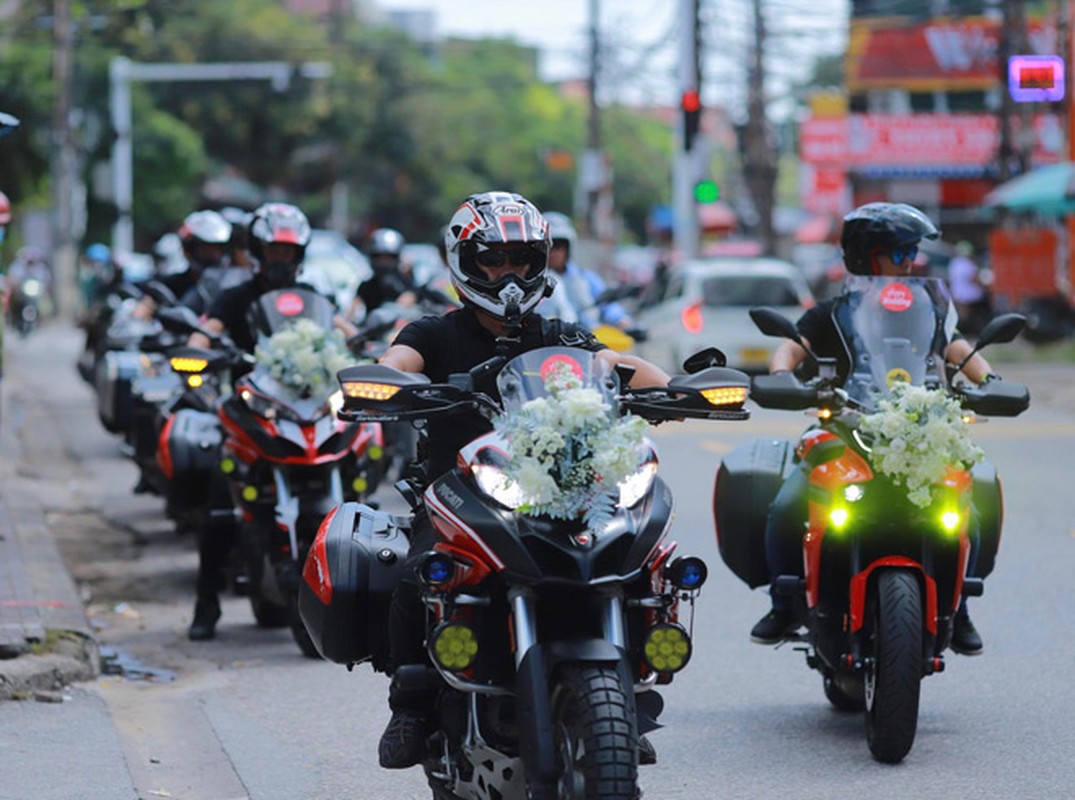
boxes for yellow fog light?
[220,458,236,474]
[642,623,692,673]
[429,622,478,671]
[368,445,384,461]
[186,374,204,388]
[829,507,850,530]
[701,386,748,407]
[242,485,258,502]
[352,476,368,494]
[940,510,962,533]
[342,381,400,401]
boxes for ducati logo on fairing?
[438,484,466,510]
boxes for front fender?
[849,557,937,634]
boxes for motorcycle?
[300,344,751,799]
[204,286,384,656]
[9,274,45,335]
[713,275,1029,763]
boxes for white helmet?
[443,191,550,319]
[543,211,578,257]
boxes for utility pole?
[51,0,79,319]
[673,0,701,260]
[997,0,1031,181]
[744,0,776,254]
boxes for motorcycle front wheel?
[550,665,638,800]
[864,569,923,763]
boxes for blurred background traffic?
[2,0,1075,355]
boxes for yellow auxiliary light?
[642,623,692,673]
[186,374,204,388]
[430,622,478,671]
[170,356,209,373]
[342,381,400,401]
[701,386,748,407]
[220,457,236,474]
[352,476,368,494]
[242,485,258,502]
[368,445,384,461]
[940,510,962,533]
[829,507,850,530]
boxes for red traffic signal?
[681,89,701,113]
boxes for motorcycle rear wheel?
[550,665,638,799]
[864,569,922,763]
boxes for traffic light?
[693,179,720,204]
[681,89,701,151]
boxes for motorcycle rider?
[374,191,671,769]
[186,202,357,639]
[751,202,996,655]
[349,226,419,322]
[537,211,637,331]
[0,189,10,318]
[133,210,232,319]
[5,246,53,326]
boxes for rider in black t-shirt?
[750,202,997,656]
[375,191,671,770]
[185,203,355,641]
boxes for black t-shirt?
[206,278,321,353]
[358,272,414,314]
[139,269,198,307]
[393,307,607,480]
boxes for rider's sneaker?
[950,610,983,656]
[638,734,657,765]
[378,710,428,769]
[749,609,798,645]
[187,597,221,641]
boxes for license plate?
[739,347,770,365]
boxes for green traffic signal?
[693,179,720,204]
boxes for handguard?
[955,378,1030,417]
[623,366,751,422]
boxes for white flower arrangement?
[255,318,352,399]
[495,359,648,527]
[858,382,984,508]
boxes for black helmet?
[178,210,232,271]
[840,202,939,276]
[368,227,405,258]
[248,203,312,289]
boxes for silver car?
[635,256,815,373]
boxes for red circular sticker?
[275,292,305,316]
[540,354,584,382]
[880,283,914,312]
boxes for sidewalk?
[0,322,98,700]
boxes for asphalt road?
[1,322,1073,800]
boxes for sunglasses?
[890,245,918,266]
[474,247,542,269]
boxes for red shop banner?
[800,114,1063,168]
[848,16,1052,91]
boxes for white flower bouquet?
[858,382,983,508]
[255,318,352,399]
[495,359,648,527]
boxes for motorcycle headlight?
[471,464,526,510]
[326,390,344,418]
[21,279,42,297]
[618,448,658,509]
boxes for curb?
[0,322,100,701]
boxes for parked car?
[299,229,372,310]
[634,256,814,373]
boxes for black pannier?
[971,460,1003,579]
[713,438,793,588]
[299,502,410,669]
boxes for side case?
[713,437,793,588]
[298,502,410,669]
[971,461,1003,579]
[95,350,140,433]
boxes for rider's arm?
[188,317,224,349]
[945,338,993,384]
[380,343,425,373]
[769,338,810,373]
[598,351,670,388]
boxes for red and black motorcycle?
[213,287,384,656]
[714,276,1029,763]
[300,345,750,799]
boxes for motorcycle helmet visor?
[473,244,546,271]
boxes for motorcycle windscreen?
[834,276,956,410]
[246,287,337,342]
[496,346,619,415]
